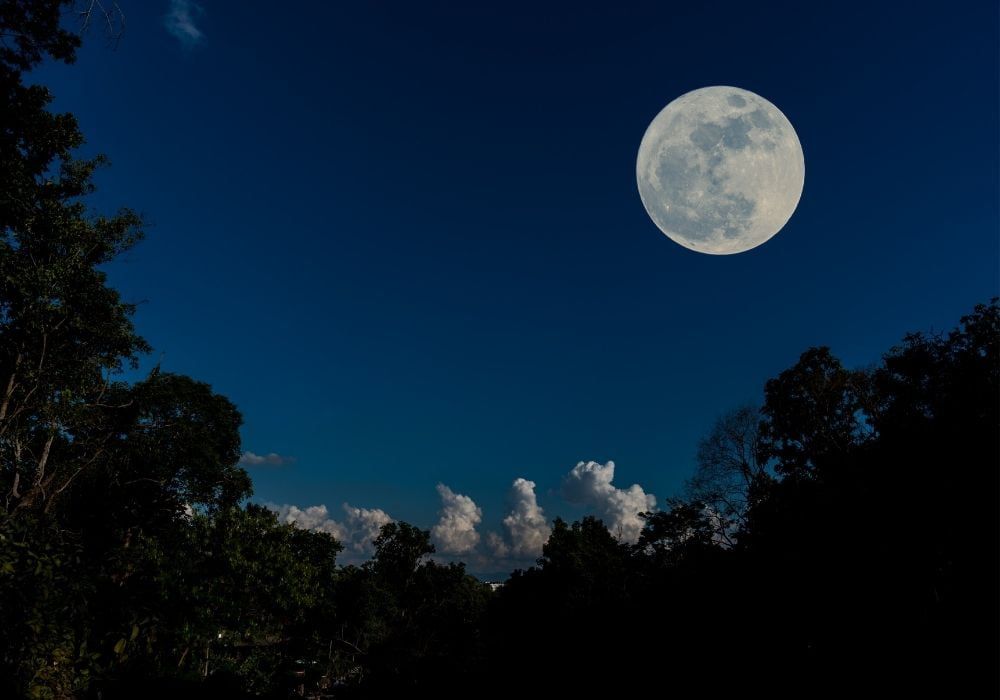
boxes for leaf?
[113,638,126,655]
[130,624,139,641]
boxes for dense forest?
[1,3,997,698]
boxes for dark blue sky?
[34,1,998,555]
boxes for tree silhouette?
[1,0,149,516]
[0,3,996,696]
[689,404,773,535]
[760,346,874,478]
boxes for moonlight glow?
[636,86,805,255]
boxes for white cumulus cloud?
[561,460,656,543]
[432,484,482,555]
[488,478,549,560]
[269,502,392,558]
[164,0,205,47]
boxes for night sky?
[32,1,998,569]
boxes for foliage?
[332,522,491,695]
[760,346,875,477]
[0,3,996,697]
[484,300,999,697]
[0,515,93,698]
[1,0,149,517]
[688,403,773,533]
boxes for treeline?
[490,308,998,697]
[1,3,997,698]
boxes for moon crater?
[637,86,804,255]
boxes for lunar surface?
[636,86,804,255]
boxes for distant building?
[486,581,505,592]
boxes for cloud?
[261,463,653,570]
[487,478,549,560]
[561,460,656,543]
[239,451,296,467]
[338,504,394,554]
[164,0,205,47]
[269,502,392,559]
[432,484,482,555]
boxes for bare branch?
[76,0,126,48]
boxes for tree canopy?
[0,3,996,698]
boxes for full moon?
[636,86,804,255]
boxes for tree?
[368,521,434,587]
[874,299,998,438]
[867,299,1000,690]
[329,522,490,695]
[0,513,95,697]
[536,515,628,590]
[688,405,773,536]
[92,504,343,697]
[636,500,722,564]
[1,0,149,515]
[0,2,149,690]
[0,7,273,695]
[760,346,874,478]
[1,7,996,695]
[71,373,252,528]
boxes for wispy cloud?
[164,0,205,47]
[239,451,296,467]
